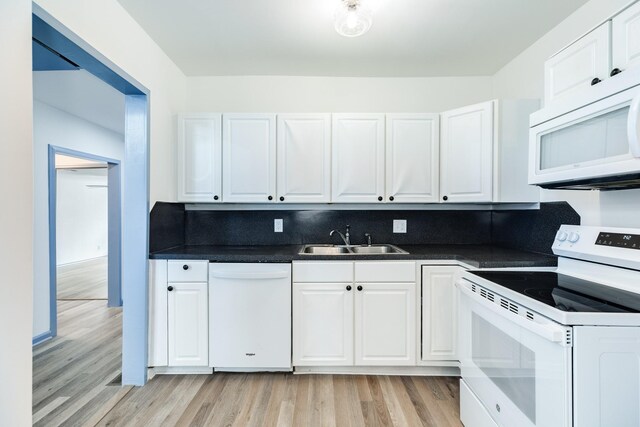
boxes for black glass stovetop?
[470,271,640,313]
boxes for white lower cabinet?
[292,261,416,367]
[355,282,416,365]
[168,282,209,366]
[421,265,461,362]
[293,283,354,366]
[148,259,209,368]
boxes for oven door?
[458,279,572,427]
[529,85,640,186]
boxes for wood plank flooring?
[32,300,127,426]
[34,281,462,426]
[96,373,461,427]
[57,257,108,300]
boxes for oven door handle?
[458,281,570,346]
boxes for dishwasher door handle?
[210,271,290,280]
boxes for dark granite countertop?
[150,244,557,269]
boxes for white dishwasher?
[209,263,292,371]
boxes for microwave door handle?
[457,281,569,345]
[627,90,640,157]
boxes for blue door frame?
[48,146,123,337]
[34,6,151,386]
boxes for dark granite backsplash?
[185,209,492,246]
[150,202,579,255]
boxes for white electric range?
[457,224,640,427]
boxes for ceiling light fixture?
[334,0,373,38]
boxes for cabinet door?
[177,114,222,202]
[354,282,416,366]
[168,282,209,366]
[422,266,459,361]
[332,114,385,203]
[613,2,640,74]
[277,114,331,203]
[385,114,439,203]
[544,21,611,103]
[440,101,493,203]
[222,114,276,203]
[293,283,354,366]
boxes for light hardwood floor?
[34,295,462,426]
[57,257,108,300]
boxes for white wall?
[492,0,640,227]
[0,0,33,424]
[33,100,124,337]
[187,76,493,112]
[56,168,109,265]
[34,0,188,205]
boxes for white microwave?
[529,84,640,190]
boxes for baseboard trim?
[294,365,461,376]
[150,366,213,375]
[32,331,54,346]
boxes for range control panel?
[596,232,640,250]
[553,225,640,271]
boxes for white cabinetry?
[168,281,209,366]
[222,114,277,203]
[385,114,439,203]
[421,266,461,361]
[148,260,209,368]
[292,261,416,367]
[177,114,222,202]
[613,1,640,74]
[440,100,539,204]
[544,22,611,104]
[276,114,331,203]
[440,101,494,203]
[332,114,385,203]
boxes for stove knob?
[568,232,580,243]
[556,231,568,242]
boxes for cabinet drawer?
[168,260,208,282]
[293,261,353,282]
[355,261,415,282]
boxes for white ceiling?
[117,0,589,77]
[33,70,125,134]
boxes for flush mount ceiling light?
[334,0,373,38]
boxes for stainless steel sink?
[299,244,408,255]
[351,245,408,254]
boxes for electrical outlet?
[393,219,407,233]
[274,218,283,233]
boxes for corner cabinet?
[177,114,222,203]
[276,114,331,203]
[385,114,439,203]
[331,114,386,203]
[421,265,461,362]
[440,101,494,203]
[222,114,277,203]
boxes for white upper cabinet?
[613,1,640,75]
[332,114,385,203]
[544,22,611,104]
[276,114,331,203]
[222,114,277,203]
[177,114,222,203]
[385,114,439,203]
[440,101,494,203]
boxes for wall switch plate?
[274,218,283,233]
[393,219,407,233]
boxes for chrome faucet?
[364,233,372,246]
[330,225,351,246]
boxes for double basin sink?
[299,244,408,255]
